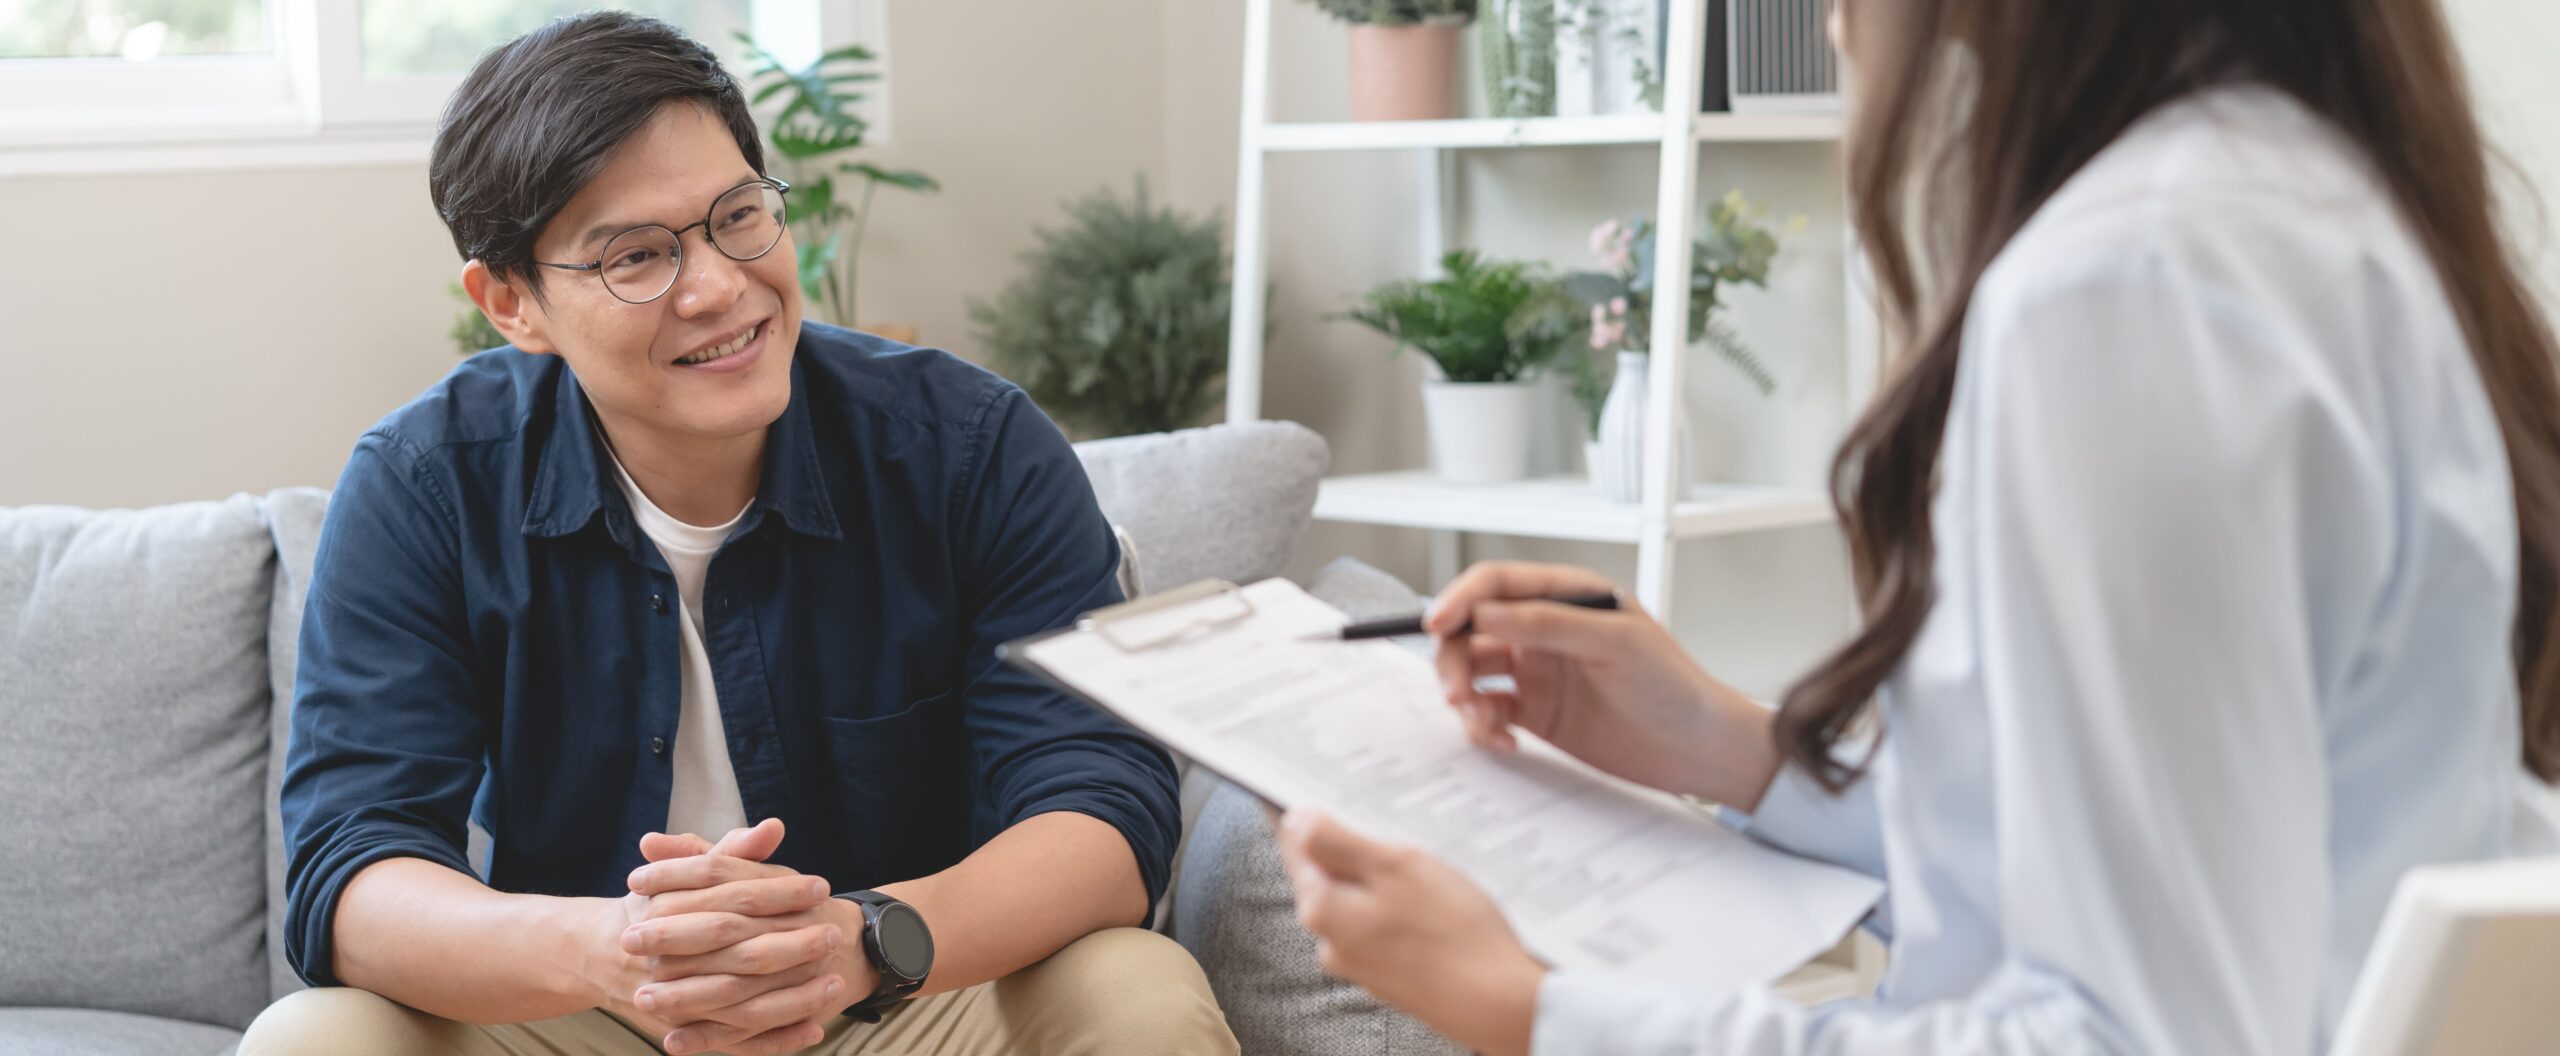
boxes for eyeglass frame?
[531,176,794,304]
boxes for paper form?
[1011,578,1884,994]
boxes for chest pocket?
[823,689,974,885]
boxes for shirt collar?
[521,354,844,544]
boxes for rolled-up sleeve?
[950,388,1181,904]
[280,434,486,987]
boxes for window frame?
[0,0,886,176]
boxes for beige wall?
[8,2,2557,694]
[0,0,1171,509]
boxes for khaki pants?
[238,928,1238,1056]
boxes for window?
[0,0,877,175]
[1,0,267,59]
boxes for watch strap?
[833,889,929,1023]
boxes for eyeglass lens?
[596,182,789,303]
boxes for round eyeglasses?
[534,178,792,304]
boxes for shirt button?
[649,594,668,614]
[715,595,731,612]
[650,736,667,757]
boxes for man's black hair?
[428,11,765,291]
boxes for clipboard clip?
[1078,579,1257,653]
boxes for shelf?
[1257,112,1839,153]
[1312,472,1833,544]
[1260,114,1662,151]
[1695,111,1844,142]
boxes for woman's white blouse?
[1534,87,2530,1054]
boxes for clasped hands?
[586,818,872,1056]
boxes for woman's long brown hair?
[1777,0,2560,790]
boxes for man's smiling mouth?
[675,319,765,366]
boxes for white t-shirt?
[603,443,752,842]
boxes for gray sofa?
[0,421,1461,1056]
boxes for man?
[239,12,1235,1056]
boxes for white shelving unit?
[1224,0,1879,615]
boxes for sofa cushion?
[1175,778,1464,1056]
[0,498,276,1030]
[0,1008,242,1056]
[1073,421,1327,593]
[260,487,330,1003]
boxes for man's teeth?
[678,324,757,365]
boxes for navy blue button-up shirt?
[279,323,1176,987]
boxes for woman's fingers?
[1471,597,1633,661]
[1427,561,1624,637]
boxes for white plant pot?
[1421,380,1539,483]
[1593,350,1684,503]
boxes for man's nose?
[669,231,747,317]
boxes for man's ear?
[460,259,557,356]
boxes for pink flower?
[1590,219,1626,259]
[1610,296,1629,315]
[1589,304,1626,350]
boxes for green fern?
[1303,0,1479,25]
[1340,250,1578,384]
[970,179,1236,439]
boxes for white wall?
[0,0,1171,510]
[2449,0,2560,310]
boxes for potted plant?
[1565,192,1786,501]
[1301,0,1479,121]
[1342,249,1577,483]
[1482,0,1560,118]
[971,179,1238,440]
[737,34,939,340]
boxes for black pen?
[1315,590,1623,641]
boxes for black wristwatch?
[833,889,935,1023]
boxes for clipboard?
[998,579,1291,807]
[999,577,1888,994]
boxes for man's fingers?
[662,972,844,1053]
[642,875,833,922]
[625,908,828,958]
[710,817,785,862]
[629,851,798,896]
[638,956,828,1024]
[669,1016,830,1056]
[649,922,842,982]
[639,831,715,863]
[1278,808,1399,882]
[1426,561,1623,637]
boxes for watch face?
[875,902,934,979]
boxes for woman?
[1275,1,2560,1052]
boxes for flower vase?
[1592,350,1682,503]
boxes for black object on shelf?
[1701,0,1730,112]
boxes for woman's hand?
[1276,809,1543,1056]
[1427,560,1780,809]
